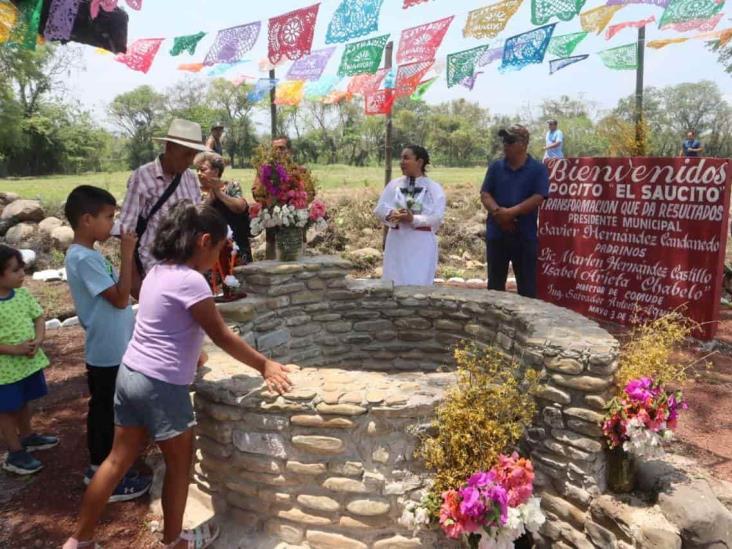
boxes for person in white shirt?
[543,119,564,160]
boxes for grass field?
[0,165,487,206]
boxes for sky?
[60,0,732,130]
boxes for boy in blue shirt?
[64,186,151,502]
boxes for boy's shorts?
[0,370,48,413]
[114,363,196,442]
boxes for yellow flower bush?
[417,342,540,493]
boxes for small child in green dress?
[0,244,58,475]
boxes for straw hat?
[153,119,207,151]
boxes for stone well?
[193,256,621,548]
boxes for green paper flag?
[547,31,589,57]
[599,42,637,70]
[410,77,438,100]
[446,45,489,88]
[659,0,724,28]
[338,34,390,77]
[16,0,43,50]
[532,0,587,26]
[170,32,207,56]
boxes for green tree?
[109,85,167,168]
[207,79,259,167]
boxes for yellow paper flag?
[274,81,305,106]
[0,0,19,43]
[580,4,623,34]
[463,0,524,39]
[646,37,689,49]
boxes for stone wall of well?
[193,256,620,548]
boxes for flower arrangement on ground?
[602,376,687,459]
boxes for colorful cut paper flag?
[464,0,523,39]
[324,90,353,104]
[304,76,341,99]
[44,0,82,41]
[476,46,505,66]
[395,60,434,97]
[204,22,260,66]
[115,38,164,73]
[446,45,489,87]
[410,77,437,100]
[0,0,19,43]
[338,34,390,76]
[606,16,655,39]
[397,16,454,64]
[287,47,336,81]
[347,68,388,94]
[501,24,556,72]
[532,0,586,26]
[580,4,624,34]
[274,80,305,106]
[383,67,396,89]
[403,0,430,7]
[599,42,637,69]
[547,31,588,57]
[170,32,206,56]
[208,62,247,77]
[659,0,725,29]
[95,47,111,55]
[178,62,205,72]
[364,89,394,114]
[460,71,483,90]
[17,0,43,49]
[268,4,320,65]
[646,37,689,48]
[662,12,723,32]
[326,0,384,44]
[549,54,589,73]
[607,0,668,7]
[248,78,278,102]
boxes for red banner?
[538,157,731,339]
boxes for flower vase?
[607,446,635,493]
[276,226,303,262]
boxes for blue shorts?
[114,364,196,442]
[0,369,48,413]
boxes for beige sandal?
[62,539,102,549]
[161,522,219,549]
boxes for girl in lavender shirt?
[64,202,292,549]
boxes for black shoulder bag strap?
[133,172,183,276]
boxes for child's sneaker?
[108,474,152,503]
[83,466,141,486]
[2,450,43,475]
[21,433,59,452]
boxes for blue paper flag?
[501,24,556,72]
[326,0,385,44]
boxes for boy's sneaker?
[2,450,43,475]
[21,433,59,452]
[83,466,141,486]
[108,474,152,503]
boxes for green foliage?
[109,85,167,168]
[417,342,540,493]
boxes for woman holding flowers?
[374,145,446,286]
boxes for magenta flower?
[624,377,657,403]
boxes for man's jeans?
[486,236,538,298]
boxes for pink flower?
[249,202,262,218]
[309,198,326,221]
[490,453,535,507]
[624,377,659,404]
[439,490,466,539]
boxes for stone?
[585,520,617,547]
[257,329,290,350]
[316,403,367,416]
[372,447,389,464]
[546,358,584,374]
[366,391,386,403]
[552,429,603,453]
[306,530,367,549]
[541,492,587,528]
[243,413,289,431]
[286,461,327,475]
[297,494,340,513]
[266,520,304,544]
[276,508,332,525]
[536,385,572,405]
[564,407,604,424]
[353,320,394,332]
[346,498,391,516]
[372,535,423,548]
[291,435,344,455]
[290,415,354,429]
[338,516,388,530]
[567,418,603,438]
[291,291,322,305]
[38,216,63,235]
[585,395,608,410]
[50,226,74,250]
[348,247,382,260]
[328,462,364,477]
[5,222,37,247]
[232,431,287,459]
[61,316,80,327]
[322,477,369,494]
[1,199,44,222]
[551,374,612,392]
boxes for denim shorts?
[0,369,48,413]
[114,364,196,441]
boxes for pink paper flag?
[115,38,164,73]
[606,15,655,39]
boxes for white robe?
[374,175,446,286]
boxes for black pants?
[486,236,538,298]
[86,365,119,466]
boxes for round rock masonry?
[192,256,620,548]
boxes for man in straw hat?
[117,118,208,296]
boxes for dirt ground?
[1,302,731,548]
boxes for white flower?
[223,275,240,288]
[250,218,263,235]
[662,430,675,441]
[623,417,665,459]
[414,506,430,527]
[520,497,546,533]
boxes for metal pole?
[382,41,394,250]
[634,26,645,156]
[266,68,277,260]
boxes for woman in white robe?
[374,145,446,286]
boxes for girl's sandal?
[161,522,220,549]
[62,539,102,549]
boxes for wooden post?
[266,68,277,260]
[382,41,394,250]
[634,26,646,156]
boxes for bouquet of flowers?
[400,453,545,549]
[250,145,326,235]
[602,377,687,459]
